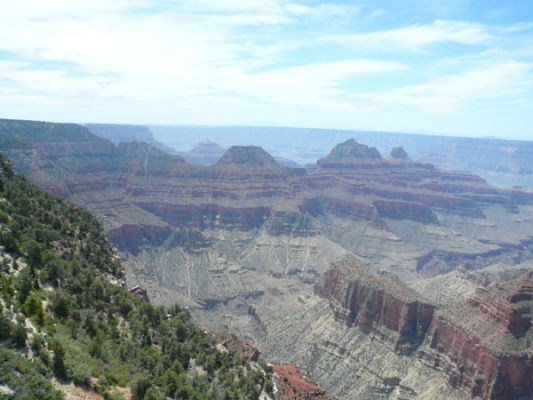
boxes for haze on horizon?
[0,0,532,141]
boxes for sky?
[0,0,533,140]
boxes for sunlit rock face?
[314,256,434,355]
[263,256,532,400]
[420,273,533,400]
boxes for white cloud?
[0,0,532,139]
[326,20,492,50]
[366,9,385,20]
[357,61,533,114]
[221,59,406,109]
[284,3,359,19]
[0,0,153,18]
[0,0,396,106]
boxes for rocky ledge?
[314,256,434,355]
[316,257,533,399]
[274,364,336,400]
[421,273,533,400]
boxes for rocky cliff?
[420,274,533,400]
[311,256,533,399]
[314,256,434,355]
[390,146,410,160]
[176,139,302,167]
[86,123,178,154]
[2,118,533,305]
[309,139,520,222]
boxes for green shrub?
[51,341,67,379]
[12,323,27,348]
[0,153,273,398]
[0,312,11,340]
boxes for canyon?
[1,118,533,399]
[150,125,533,189]
[262,256,533,400]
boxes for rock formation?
[86,123,178,154]
[315,256,434,355]
[2,118,533,400]
[311,256,533,399]
[149,125,533,189]
[390,146,409,159]
[420,273,533,400]
[216,333,261,362]
[274,364,336,400]
[318,139,382,163]
[178,140,226,165]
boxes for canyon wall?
[2,119,533,400]
[314,258,533,399]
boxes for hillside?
[0,152,274,400]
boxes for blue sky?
[0,0,532,140]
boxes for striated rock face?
[422,273,533,400]
[315,257,533,399]
[307,137,523,224]
[467,278,533,338]
[265,210,317,237]
[373,199,438,223]
[108,224,173,254]
[316,139,383,170]
[3,119,533,295]
[3,118,532,241]
[2,118,533,278]
[420,316,500,399]
[315,256,434,355]
[176,140,302,168]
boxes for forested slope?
[0,152,273,400]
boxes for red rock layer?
[307,139,522,221]
[316,258,533,400]
[4,124,532,240]
[274,364,336,400]
[314,256,434,355]
[420,315,500,399]
[423,275,533,399]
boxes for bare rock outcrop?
[316,257,533,399]
[315,256,434,354]
[421,273,533,400]
[274,364,336,400]
[390,146,409,160]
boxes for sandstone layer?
[261,257,533,400]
